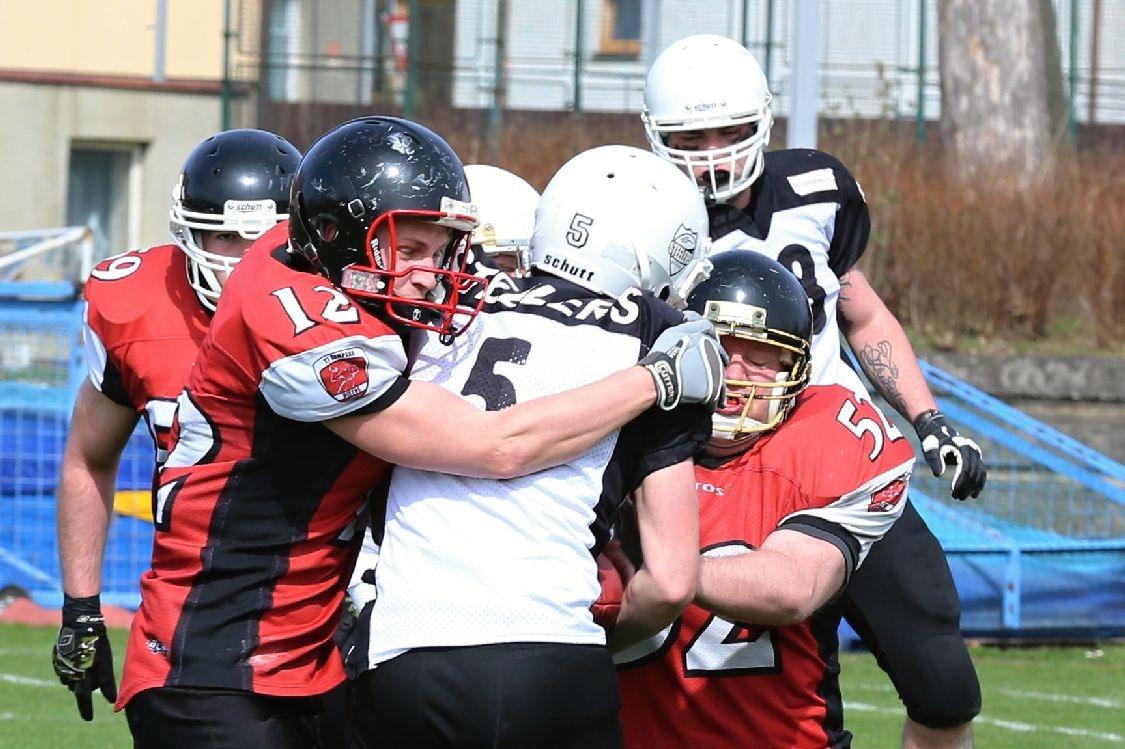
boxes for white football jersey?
[709,148,871,397]
[363,278,710,667]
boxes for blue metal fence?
[874,361,1125,637]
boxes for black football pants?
[352,642,623,749]
[842,500,983,728]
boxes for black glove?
[640,314,727,411]
[52,594,118,721]
[912,410,987,500]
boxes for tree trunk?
[938,0,1068,187]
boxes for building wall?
[0,0,249,252]
[0,1,235,80]
[0,81,221,249]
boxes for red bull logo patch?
[315,349,370,402]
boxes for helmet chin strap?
[763,374,787,424]
[704,430,761,458]
[630,239,651,291]
[667,256,713,310]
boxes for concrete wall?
[925,351,1125,464]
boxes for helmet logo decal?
[315,348,371,402]
[224,199,276,214]
[370,236,386,271]
[221,198,280,239]
[540,253,596,285]
[684,100,727,112]
[667,224,699,277]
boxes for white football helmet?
[530,145,711,302]
[169,129,301,311]
[464,164,540,277]
[642,34,774,204]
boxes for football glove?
[912,410,988,500]
[52,594,117,721]
[641,314,727,412]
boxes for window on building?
[66,146,137,262]
[266,0,301,101]
[598,0,641,59]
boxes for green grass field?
[1,622,1122,748]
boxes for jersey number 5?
[461,337,531,410]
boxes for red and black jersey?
[83,243,210,464]
[118,222,407,708]
[617,385,915,749]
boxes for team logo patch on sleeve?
[315,348,371,402]
[869,478,907,512]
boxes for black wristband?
[911,409,944,433]
[641,353,679,411]
[63,593,101,613]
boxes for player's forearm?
[838,268,937,421]
[56,383,137,595]
[479,366,658,477]
[609,567,694,652]
[335,367,657,479]
[845,312,937,421]
[56,464,116,597]
[696,551,834,626]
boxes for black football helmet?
[685,250,813,444]
[289,116,484,338]
[170,129,302,311]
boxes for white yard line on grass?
[991,686,1122,710]
[0,672,55,687]
[849,681,1121,709]
[978,716,1123,743]
[845,700,1125,744]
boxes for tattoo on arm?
[858,340,908,416]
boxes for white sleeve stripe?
[778,457,915,565]
[81,304,109,390]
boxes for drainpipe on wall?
[154,0,167,83]
[221,0,233,131]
